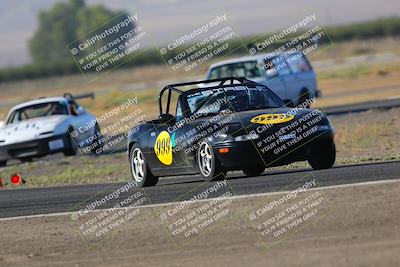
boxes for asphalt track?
[322,97,400,115]
[0,160,399,219]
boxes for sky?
[0,0,399,67]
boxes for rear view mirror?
[159,113,175,124]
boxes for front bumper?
[0,133,69,161]
[213,130,334,170]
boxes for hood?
[195,108,321,125]
[193,108,329,140]
[0,115,69,145]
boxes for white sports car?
[0,93,100,166]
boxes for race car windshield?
[186,86,284,116]
[7,102,68,124]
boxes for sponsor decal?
[154,131,173,165]
[171,132,176,148]
[250,114,294,125]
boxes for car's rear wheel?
[308,142,336,170]
[242,166,265,177]
[197,140,226,181]
[64,128,78,156]
[130,144,158,187]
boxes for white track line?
[0,178,399,222]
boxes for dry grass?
[331,108,400,160]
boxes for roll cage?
[158,77,263,116]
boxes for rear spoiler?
[63,92,95,100]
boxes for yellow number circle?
[154,131,173,165]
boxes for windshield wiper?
[194,112,221,118]
[244,105,273,111]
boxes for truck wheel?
[130,144,158,187]
[242,166,265,177]
[299,89,311,108]
[308,143,336,170]
[197,140,226,181]
[64,128,78,156]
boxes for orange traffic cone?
[10,173,25,186]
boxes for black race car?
[127,77,335,187]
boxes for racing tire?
[0,161,7,167]
[64,128,78,156]
[197,140,226,181]
[20,157,33,163]
[129,143,158,187]
[242,166,265,177]
[308,142,336,170]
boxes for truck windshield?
[208,61,264,79]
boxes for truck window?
[286,53,312,73]
[270,55,291,76]
[209,61,263,79]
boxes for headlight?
[208,133,233,143]
[234,133,259,142]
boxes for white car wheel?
[197,140,226,181]
[129,144,158,187]
[131,147,145,183]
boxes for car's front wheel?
[308,142,336,170]
[20,157,33,163]
[197,140,226,181]
[0,160,7,167]
[64,128,78,156]
[130,144,158,187]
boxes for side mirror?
[159,113,175,124]
[76,106,85,115]
[283,99,294,108]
